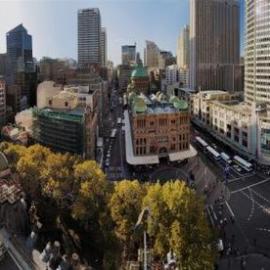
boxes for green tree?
[109,180,147,260]
[143,180,216,270]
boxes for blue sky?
[0,0,244,65]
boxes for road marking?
[241,190,270,216]
[231,178,270,194]
[257,228,270,234]
[247,188,255,221]
[250,188,270,205]
[225,200,235,218]
[228,173,257,183]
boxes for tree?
[143,180,216,270]
[109,180,147,260]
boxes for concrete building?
[117,65,133,92]
[78,8,101,68]
[177,25,190,70]
[144,41,160,68]
[0,54,8,77]
[165,65,179,86]
[189,0,241,91]
[38,57,77,83]
[0,80,6,127]
[35,87,98,159]
[158,51,175,70]
[245,0,270,106]
[101,27,107,67]
[124,92,196,165]
[122,45,136,66]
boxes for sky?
[0,0,244,65]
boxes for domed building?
[124,91,197,166]
[129,64,149,94]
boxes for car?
[233,164,242,173]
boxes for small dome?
[131,64,148,79]
[132,97,147,113]
[173,99,188,110]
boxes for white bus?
[117,117,122,126]
[195,136,208,149]
[220,152,232,164]
[233,155,253,172]
[206,146,221,160]
[110,128,117,139]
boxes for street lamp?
[134,207,151,270]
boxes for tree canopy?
[0,142,216,269]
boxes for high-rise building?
[6,24,36,107]
[122,45,136,66]
[0,54,8,77]
[245,0,270,106]
[101,27,107,67]
[6,24,33,76]
[144,41,160,68]
[177,25,190,69]
[78,8,101,68]
[189,0,240,91]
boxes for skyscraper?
[245,0,270,106]
[101,27,107,67]
[6,24,33,79]
[121,45,136,66]
[144,41,160,68]
[177,25,190,69]
[78,8,101,68]
[189,0,240,91]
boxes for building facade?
[165,65,179,86]
[177,25,190,69]
[0,80,6,127]
[35,88,98,159]
[78,8,101,68]
[6,24,36,106]
[6,24,33,76]
[189,0,241,91]
[245,0,270,105]
[122,45,136,66]
[101,27,107,67]
[144,41,160,68]
[124,92,196,165]
[127,64,149,94]
[117,65,133,92]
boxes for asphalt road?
[192,126,270,267]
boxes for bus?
[233,155,253,172]
[206,146,221,160]
[220,152,232,164]
[195,136,208,149]
[110,128,117,139]
[117,117,122,126]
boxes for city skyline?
[0,0,244,65]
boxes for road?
[103,86,129,181]
[192,125,270,268]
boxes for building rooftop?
[128,92,188,115]
[131,64,148,79]
[38,107,85,123]
[211,100,252,115]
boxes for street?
[191,126,270,269]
